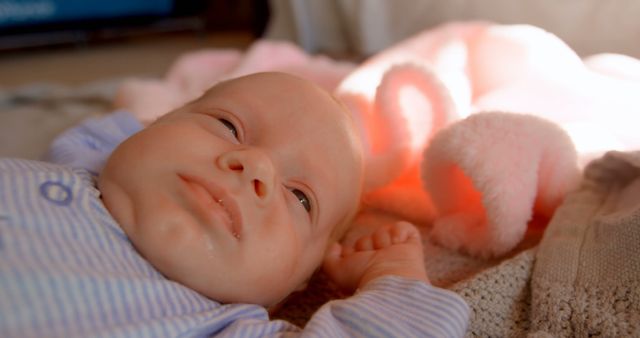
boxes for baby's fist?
[323,221,429,293]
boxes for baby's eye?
[218,118,238,139]
[291,188,311,213]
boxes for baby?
[0,72,468,337]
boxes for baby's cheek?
[248,248,301,305]
[255,208,318,288]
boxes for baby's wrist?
[358,265,430,289]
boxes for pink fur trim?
[422,112,579,257]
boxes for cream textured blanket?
[454,150,640,337]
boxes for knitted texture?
[447,151,640,337]
[530,150,640,337]
[452,249,535,337]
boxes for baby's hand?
[323,221,429,293]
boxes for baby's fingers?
[354,235,374,251]
[372,226,393,248]
[390,221,421,244]
[322,242,375,292]
[324,242,343,264]
[354,221,421,250]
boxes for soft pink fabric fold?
[336,21,640,257]
[423,113,580,257]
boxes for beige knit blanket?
[452,150,640,337]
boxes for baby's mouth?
[211,199,238,238]
[178,174,242,239]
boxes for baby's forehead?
[211,72,318,95]
[203,72,364,172]
[206,73,356,131]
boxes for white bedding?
[266,0,640,58]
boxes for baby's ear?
[364,63,457,190]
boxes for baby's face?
[99,73,363,306]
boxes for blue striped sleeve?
[208,276,468,337]
[44,111,142,174]
[218,276,469,337]
[304,276,469,338]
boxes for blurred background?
[1,0,639,159]
[2,0,639,88]
[0,0,266,87]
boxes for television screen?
[0,0,213,50]
[0,0,175,28]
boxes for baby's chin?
[181,274,296,308]
[138,248,299,307]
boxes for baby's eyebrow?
[298,149,332,186]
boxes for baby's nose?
[217,149,274,201]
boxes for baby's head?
[99,72,363,306]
